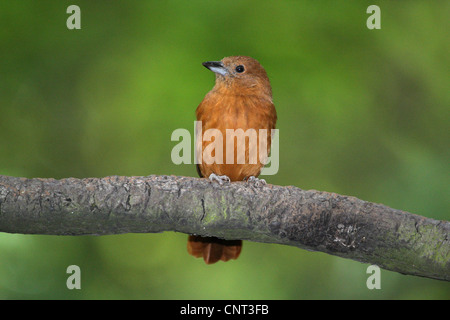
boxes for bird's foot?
[245,176,266,188]
[208,173,231,185]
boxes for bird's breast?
[196,93,276,181]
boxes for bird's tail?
[187,235,242,264]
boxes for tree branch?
[0,174,448,281]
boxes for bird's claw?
[246,176,266,188]
[209,173,231,185]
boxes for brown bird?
[187,56,277,264]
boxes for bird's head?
[202,56,272,97]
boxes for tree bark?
[0,174,448,281]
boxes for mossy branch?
[0,174,448,281]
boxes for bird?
[187,56,277,264]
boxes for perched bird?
[187,56,277,264]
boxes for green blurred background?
[0,0,449,299]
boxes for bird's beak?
[202,61,228,76]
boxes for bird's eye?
[235,65,245,73]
